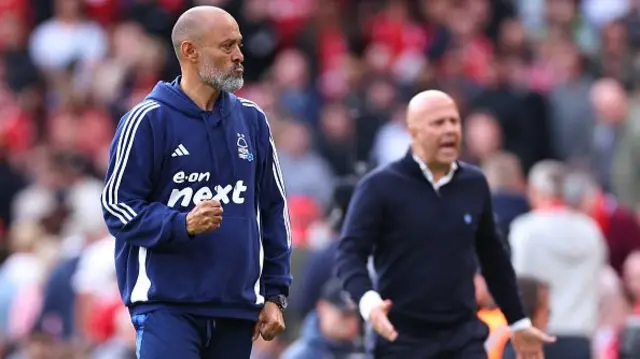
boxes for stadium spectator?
[277,120,335,209]
[0,221,48,342]
[315,102,357,177]
[510,160,607,358]
[547,40,596,163]
[28,0,107,73]
[612,81,640,218]
[70,235,118,343]
[481,151,529,242]
[280,279,364,359]
[589,78,629,192]
[270,49,321,125]
[564,169,640,275]
[369,106,411,167]
[462,109,503,166]
[501,277,551,359]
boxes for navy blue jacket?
[101,78,292,320]
[335,151,525,334]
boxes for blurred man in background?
[281,279,364,359]
[510,160,607,358]
[588,78,629,193]
[564,169,640,275]
[462,110,503,166]
[481,151,529,243]
[337,90,552,359]
[502,277,551,359]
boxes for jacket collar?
[400,149,459,190]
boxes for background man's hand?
[512,326,556,359]
[370,299,398,342]
[186,200,223,235]
[253,302,285,341]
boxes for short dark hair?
[518,276,546,318]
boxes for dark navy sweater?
[335,150,525,334]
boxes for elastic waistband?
[129,301,261,322]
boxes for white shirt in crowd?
[72,236,118,299]
[509,208,608,337]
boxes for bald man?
[336,91,554,358]
[101,6,291,359]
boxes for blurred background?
[1,0,640,358]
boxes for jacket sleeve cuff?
[359,290,383,321]
[509,318,532,332]
[173,212,194,243]
[265,285,289,298]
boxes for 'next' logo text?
[168,171,248,207]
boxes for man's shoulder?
[125,99,163,117]
[511,209,600,232]
[359,163,397,189]
[231,95,272,136]
[568,211,604,234]
[452,162,490,194]
[509,212,536,230]
[119,99,163,127]
[233,95,266,118]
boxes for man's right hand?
[186,200,223,235]
[370,299,398,342]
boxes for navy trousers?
[370,317,489,359]
[131,311,255,359]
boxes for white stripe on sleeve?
[101,100,160,225]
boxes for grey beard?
[210,74,244,93]
[200,68,244,93]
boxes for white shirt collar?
[412,154,458,190]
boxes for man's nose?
[232,46,244,63]
[444,122,458,134]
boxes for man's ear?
[407,124,418,140]
[181,41,199,63]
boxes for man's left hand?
[512,327,556,359]
[253,302,285,341]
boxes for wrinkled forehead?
[407,99,459,126]
[201,14,241,44]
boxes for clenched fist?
[186,200,223,235]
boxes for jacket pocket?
[147,216,261,304]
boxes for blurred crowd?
[1,0,640,358]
